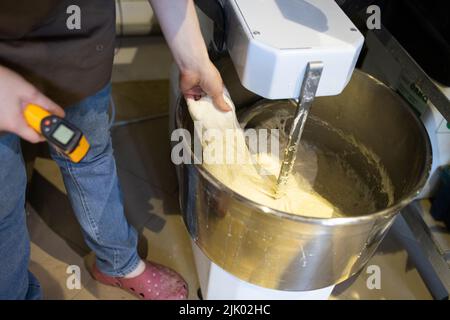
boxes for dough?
[186,94,336,218]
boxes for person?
[0,0,230,300]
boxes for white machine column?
[192,242,335,300]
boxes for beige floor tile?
[27,206,90,300]
[332,224,433,300]
[117,165,178,233]
[71,270,138,300]
[71,284,137,300]
[112,80,170,122]
[33,157,66,194]
[112,117,177,195]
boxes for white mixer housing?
[224,0,364,99]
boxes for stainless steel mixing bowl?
[174,70,432,291]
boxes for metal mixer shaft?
[275,62,324,197]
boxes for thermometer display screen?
[52,124,75,145]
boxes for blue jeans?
[0,84,140,299]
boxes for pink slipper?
[92,261,188,300]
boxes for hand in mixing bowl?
[149,0,231,112]
[179,61,231,112]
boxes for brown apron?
[0,0,116,107]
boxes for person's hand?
[0,65,65,143]
[179,60,231,112]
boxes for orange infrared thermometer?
[24,104,90,163]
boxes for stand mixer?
[170,0,429,299]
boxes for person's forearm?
[149,0,230,111]
[149,0,209,73]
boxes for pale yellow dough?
[186,95,335,218]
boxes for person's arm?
[148,0,231,111]
[0,65,65,143]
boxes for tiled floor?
[331,214,434,300]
